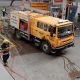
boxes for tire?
[41,41,51,54]
[15,30,21,39]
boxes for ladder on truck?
[22,6,50,15]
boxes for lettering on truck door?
[10,14,19,29]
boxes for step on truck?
[10,10,75,54]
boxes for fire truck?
[10,9,74,54]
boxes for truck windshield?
[58,25,73,38]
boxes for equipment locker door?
[19,15,30,40]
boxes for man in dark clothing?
[1,7,7,17]
[57,10,62,19]
[1,40,10,66]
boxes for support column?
[75,0,78,6]
[62,0,67,19]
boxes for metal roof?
[35,16,72,26]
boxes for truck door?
[34,22,48,39]
[18,18,30,40]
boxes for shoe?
[3,63,8,67]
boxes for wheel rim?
[43,44,48,52]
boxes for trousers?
[3,12,6,17]
[3,53,9,63]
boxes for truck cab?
[33,16,74,53]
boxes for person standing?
[57,10,62,19]
[1,7,7,17]
[1,39,10,66]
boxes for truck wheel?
[41,41,51,54]
[15,30,21,39]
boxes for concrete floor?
[0,62,14,80]
[6,36,80,80]
[0,33,80,80]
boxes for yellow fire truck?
[10,9,74,54]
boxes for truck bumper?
[52,42,74,51]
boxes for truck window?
[58,25,73,38]
[44,24,48,31]
[37,22,48,31]
[37,22,43,29]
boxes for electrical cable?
[61,55,80,79]
[0,52,28,80]
[0,57,15,80]
[0,33,28,80]
[7,65,28,80]
[7,50,28,80]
